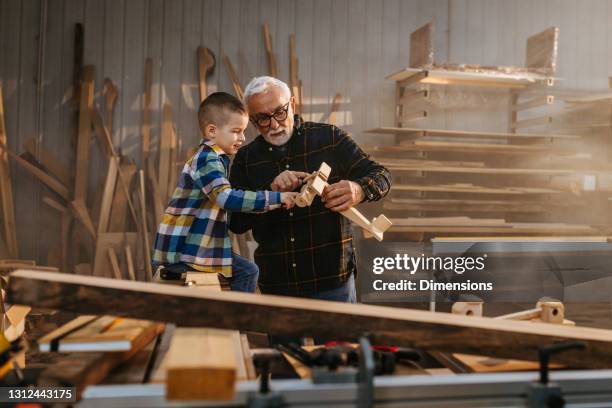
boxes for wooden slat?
[384,198,565,213]
[107,247,122,280]
[510,116,553,130]
[142,58,152,165]
[380,159,580,176]
[70,200,97,241]
[365,127,580,139]
[0,82,18,258]
[125,245,136,281]
[222,53,244,100]
[525,27,559,75]
[108,163,137,232]
[409,22,433,68]
[393,183,563,195]
[512,95,554,112]
[97,158,118,235]
[74,65,95,201]
[262,22,278,77]
[102,78,118,133]
[1,146,69,200]
[139,171,153,282]
[159,103,173,203]
[23,138,71,187]
[197,47,215,102]
[386,68,548,88]
[92,233,138,278]
[9,270,612,369]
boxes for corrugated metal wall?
[1,0,612,263]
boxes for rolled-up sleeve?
[333,126,392,202]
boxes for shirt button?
[290,237,295,242]
[292,263,297,268]
[268,147,273,151]
[289,212,293,216]
[286,164,290,169]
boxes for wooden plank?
[107,247,122,280]
[162,328,237,401]
[393,183,563,195]
[92,233,138,278]
[38,319,163,399]
[74,65,95,201]
[9,270,612,369]
[108,163,137,232]
[142,58,152,165]
[125,245,136,281]
[37,315,99,351]
[510,115,553,130]
[390,225,598,235]
[327,93,342,126]
[525,27,559,75]
[409,22,434,68]
[102,78,118,133]
[41,317,163,353]
[158,103,173,203]
[384,198,563,214]
[365,127,580,140]
[139,171,153,282]
[262,22,278,77]
[23,138,71,188]
[197,47,215,102]
[386,68,548,88]
[70,200,97,241]
[380,159,580,176]
[0,146,69,200]
[0,82,18,258]
[97,158,118,235]
[222,53,244,100]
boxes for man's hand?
[321,180,364,212]
[271,170,310,192]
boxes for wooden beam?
[74,65,95,201]
[159,103,173,203]
[393,183,563,195]
[197,47,215,102]
[125,245,136,281]
[108,163,136,232]
[70,200,97,240]
[23,138,71,188]
[289,34,301,114]
[1,146,70,200]
[142,58,152,165]
[222,53,244,100]
[107,247,122,280]
[262,22,278,77]
[102,78,118,134]
[9,270,612,369]
[162,328,237,401]
[387,68,548,89]
[365,127,579,140]
[139,171,153,281]
[327,93,342,126]
[97,158,118,235]
[0,81,18,258]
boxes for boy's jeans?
[228,252,259,293]
[157,252,259,293]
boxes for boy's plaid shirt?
[152,140,281,276]
[229,116,391,296]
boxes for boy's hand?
[280,192,299,209]
[271,170,310,192]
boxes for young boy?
[152,92,297,292]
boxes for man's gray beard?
[263,129,292,146]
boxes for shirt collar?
[200,139,227,156]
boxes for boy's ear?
[205,124,217,139]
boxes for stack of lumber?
[367,23,612,241]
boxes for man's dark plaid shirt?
[229,116,391,296]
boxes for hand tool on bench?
[295,162,392,241]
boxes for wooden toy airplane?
[296,162,392,241]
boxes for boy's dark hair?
[197,92,247,135]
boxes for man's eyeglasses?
[250,102,290,128]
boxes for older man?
[229,76,391,302]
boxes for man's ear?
[205,124,216,139]
[289,96,296,113]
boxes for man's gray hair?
[243,76,291,103]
